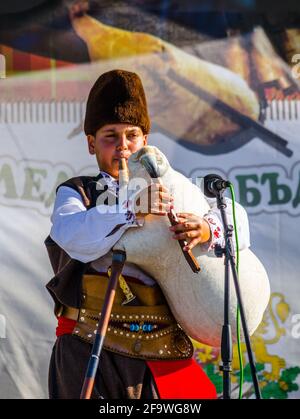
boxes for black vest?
[45,174,113,316]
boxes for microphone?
[204,174,231,198]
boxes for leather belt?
[62,273,194,361]
[61,306,79,321]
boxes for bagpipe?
[114,145,270,346]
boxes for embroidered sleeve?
[120,197,144,227]
[200,213,224,252]
[50,186,144,263]
[199,196,251,253]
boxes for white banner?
[1,32,300,399]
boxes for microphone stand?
[213,187,261,399]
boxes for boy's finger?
[183,237,201,251]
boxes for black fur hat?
[84,69,150,135]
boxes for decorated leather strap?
[66,273,194,361]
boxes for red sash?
[146,359,216,399]
[56,315,77,337]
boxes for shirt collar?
[100,170,118,182]
[98,170,119,195]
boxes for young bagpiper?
[46,69,250,399]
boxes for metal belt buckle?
[107,266,137,305]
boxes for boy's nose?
[116,134,129,151]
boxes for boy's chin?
[103,165,118,178]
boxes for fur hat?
[84,69,150,135]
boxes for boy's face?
[87,123,148,178]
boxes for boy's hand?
[133,183,173,216]
[169,213,211,251]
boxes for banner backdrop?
[0,3,300,398]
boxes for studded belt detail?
[65,274,194,361]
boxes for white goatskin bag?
[113,146,270,347]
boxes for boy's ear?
[87,135,96,155]
[143,135,148,146]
